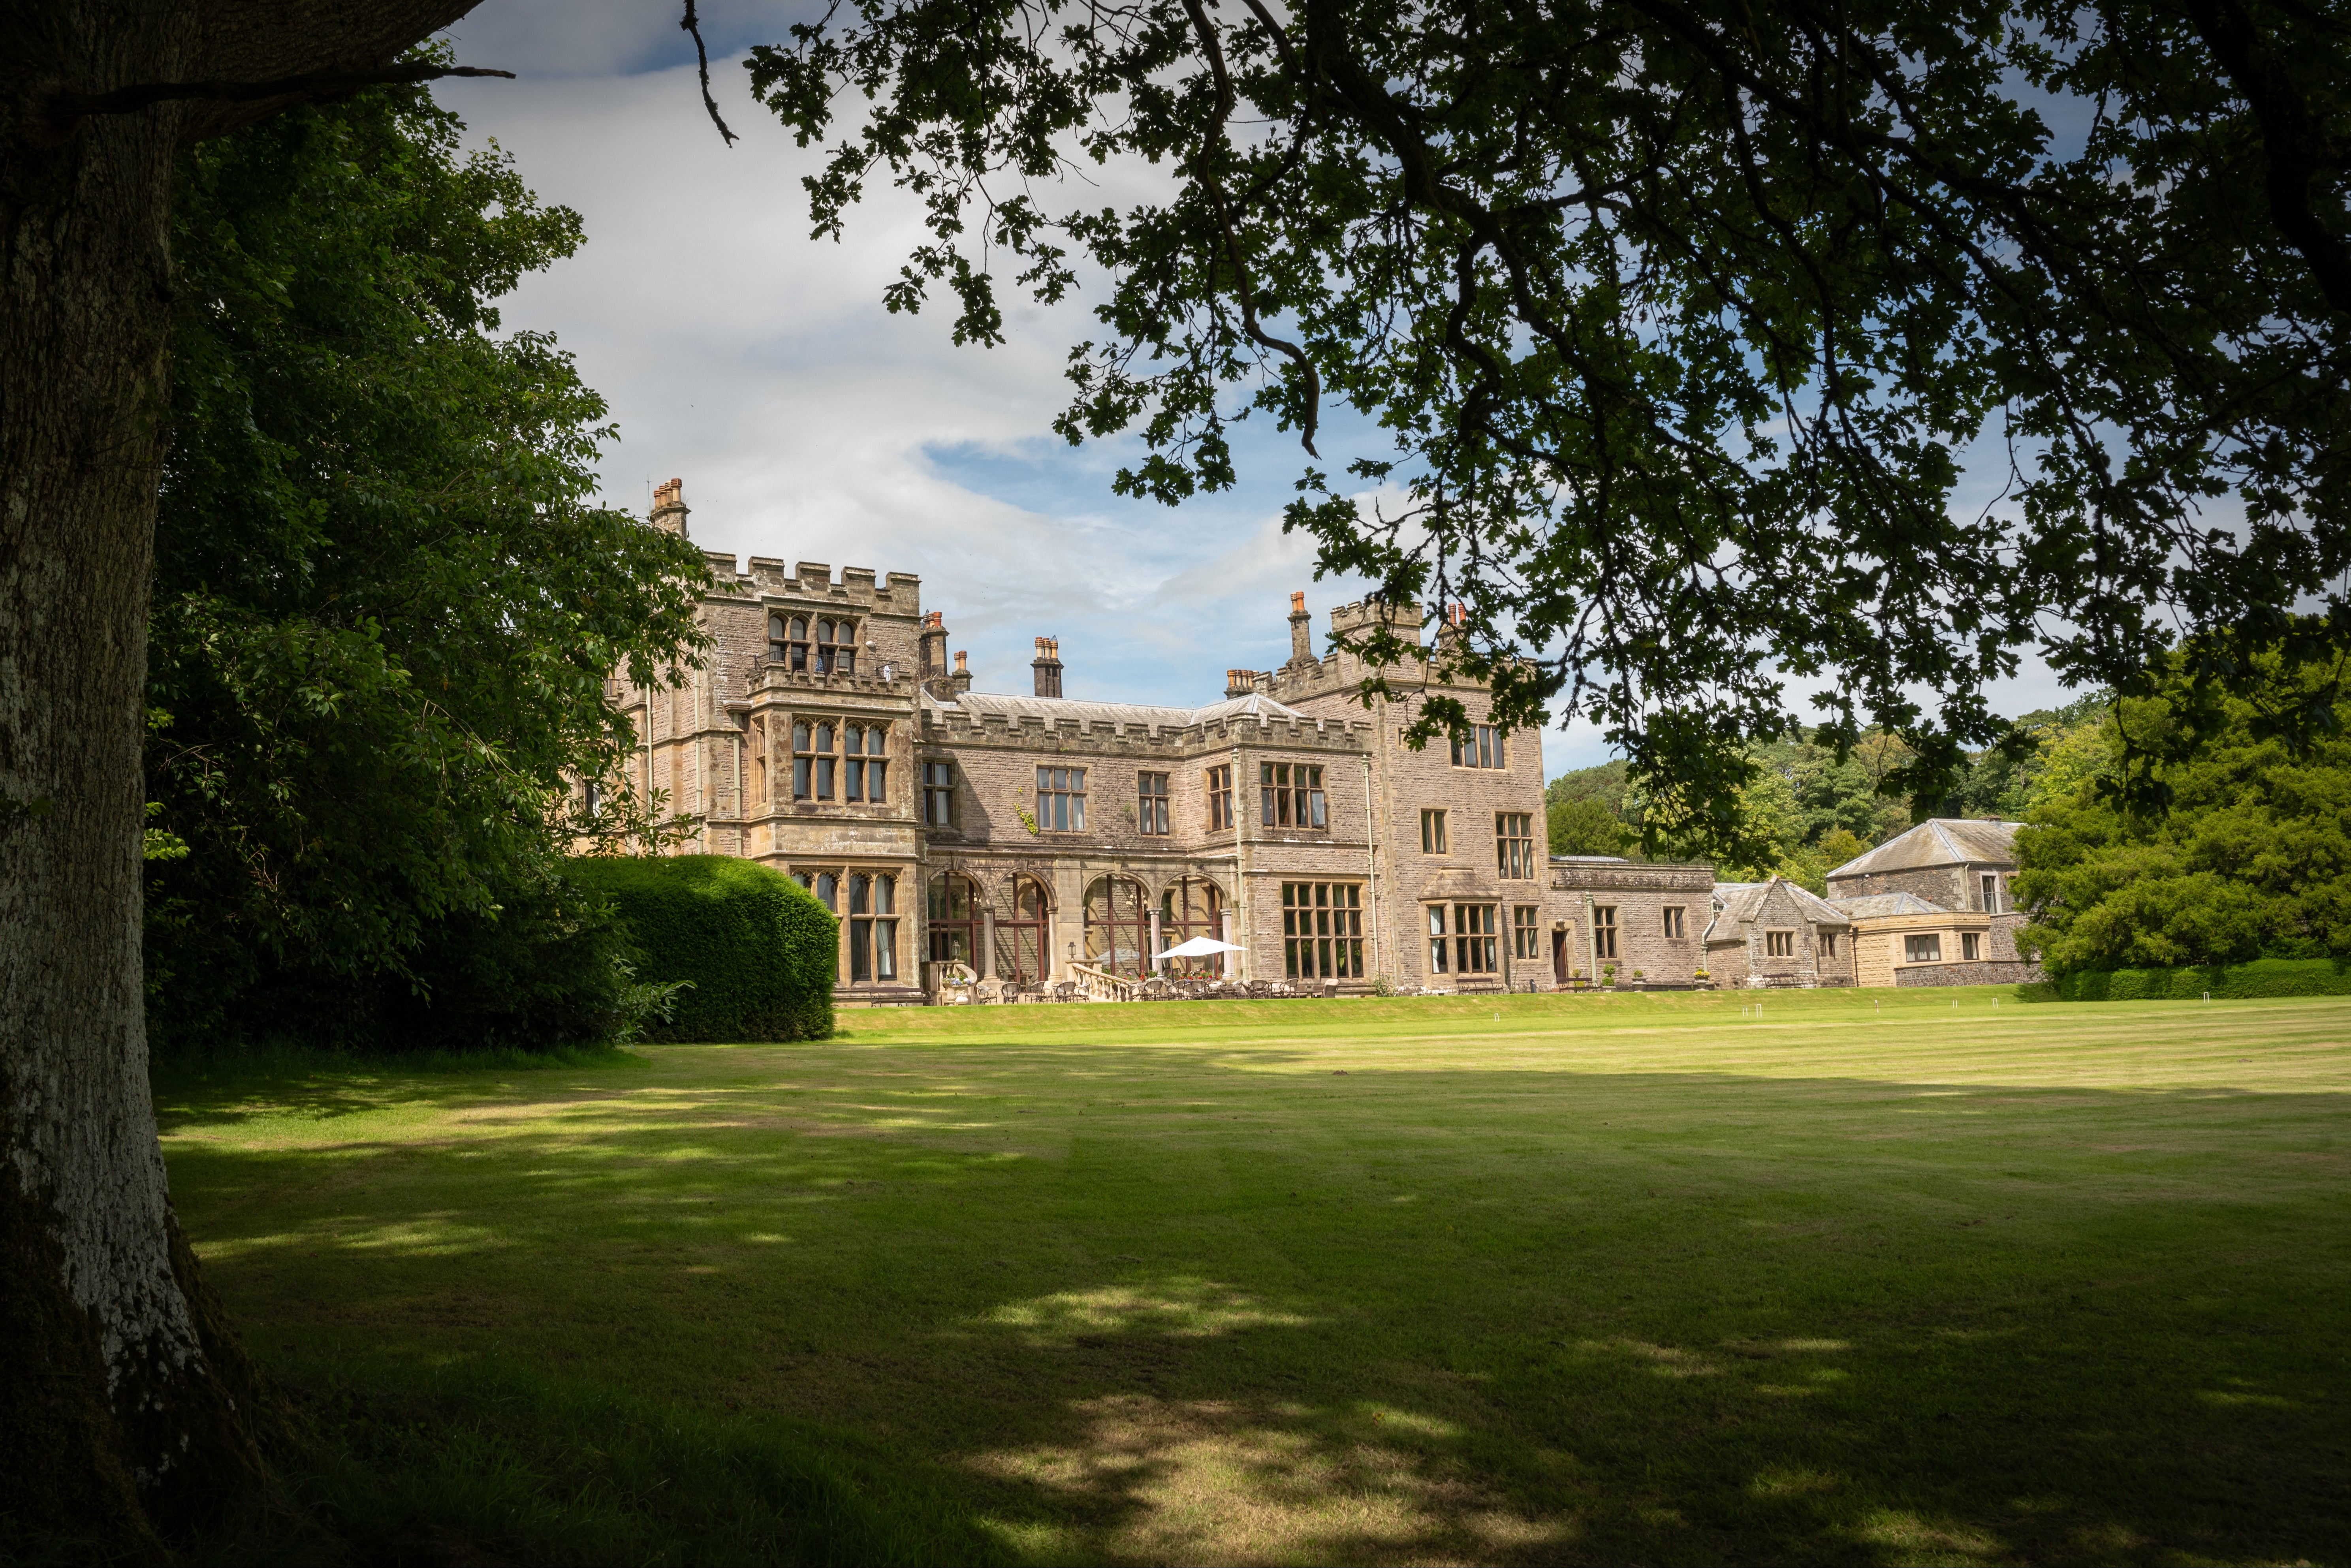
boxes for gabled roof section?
[1827,891,1949,919]
[1706,877,1852,938]
[1824,818,2023,880]
[922,688,1306,729]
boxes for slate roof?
[1706,877,1852,939]
[924,688,1306,729]
[1826,891,1950,919]
[1825,818,2022,880]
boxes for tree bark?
[1,1,480,1547]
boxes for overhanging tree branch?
[44,62,514,125]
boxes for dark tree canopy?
[746,0,2349,859]
[147,81,709,1047]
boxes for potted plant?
[1602,964,1617,987]
[1631,968,1646,990]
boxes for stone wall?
[1895,960,2044,987]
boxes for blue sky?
[433,1,2083,781]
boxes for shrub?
[148,861,662,1060]
[566,856,835,1042]
[2051,956,2351,1002]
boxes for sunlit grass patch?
[162,989,2351,1564]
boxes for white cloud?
[430,8,2079,779]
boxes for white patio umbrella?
[1156,935,1245,964]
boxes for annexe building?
[1824,818,2043,986]
[605,480,1713,1002]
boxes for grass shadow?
[162,1021,2351,1565]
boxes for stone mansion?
[607,481,1715,1003]
[609,481,2039,1002]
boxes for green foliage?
[144,81,708,1051]
[1548,795,1631,858]
[2014,667,2350,976]
[566,857,837,1043]
[747,0,2349,860]
[2046,957,2351,1002]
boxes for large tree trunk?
[0,3,480,1548]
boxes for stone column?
[979,908,995,980]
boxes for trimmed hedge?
[566,855,835,1042]
[2048,956,2351,1002]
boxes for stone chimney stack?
[918,612,958,699]
[1225,669,1261,699]
[651,477,689,538]
[1286,590,1314,667]
[919,611,948,676]
[1032,636,1064,698]
[950,649,973,698]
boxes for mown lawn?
[158,989,2351,1566]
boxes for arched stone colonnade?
[923,866,1234,984]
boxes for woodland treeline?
[1547,677,2349,976]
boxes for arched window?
[1084,876,1150,979]
[927,873,979,966]
[815,618,858,675]
[773,615,810,670]
[1160,878,1226,978]
[993,876,1049,984]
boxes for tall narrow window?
[1257,762,1327,829]
[779,616,809,670]
[927,873,978,965]
[750,718,769,807]
[1962,931,1982,961]
[1421,809,1448,854]
[791,723,826,800]
[1981,873,2001,913]
[1513,906,1540,960]
[1593,905,1617,960]
[1663,905,1686,939]
[1427,905,1450,973]
[1282,883,1364,980]
[922,760,957,826]
[1821,931,1838,957]
[1453,904,1499,973]
[812,872,840,978]
[1138,771,1170,835]
[839,724,886,803]
[1036,766,1086,830]
[1450,725,1505,768]
[1496,813,1535,878]
[1206,765,1233,830]
[792,722,813,799]
[873,874,897,980]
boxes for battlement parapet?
[917,703,1375,757]
[709,559,923,612]
[1549,862,1716,893]
[1328,596,1424,644]
[749,666,915,701]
